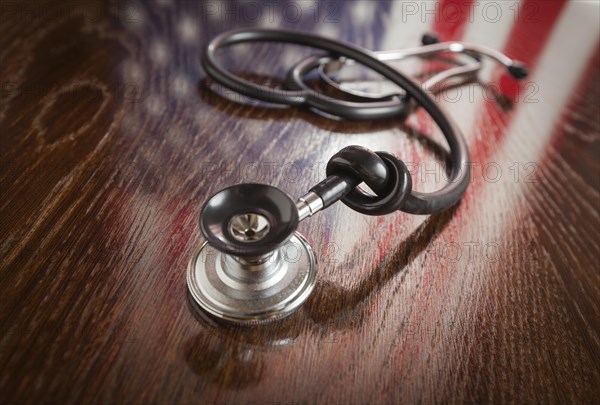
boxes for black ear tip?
[508,63,529,80]
[421,33,440,45]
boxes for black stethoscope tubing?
[284,54,410,119]
[201,28,470,215]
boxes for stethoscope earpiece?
[421,32,440,46]
[508,63,529,80]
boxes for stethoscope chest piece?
[187,184,317,324]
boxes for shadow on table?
[183,204,458,387]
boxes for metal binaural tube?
[318,37,528,101]
[338,40,521,71]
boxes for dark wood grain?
[1,1,599,404]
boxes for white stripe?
[480,0,600,226]
[462,0,523,81]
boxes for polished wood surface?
[1,1,599,403]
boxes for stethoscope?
[188,28,527,325]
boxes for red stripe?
[378,0,476,261]
[431,0,475,41]
[423,0,474,75]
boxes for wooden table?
[2,1,599,403]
